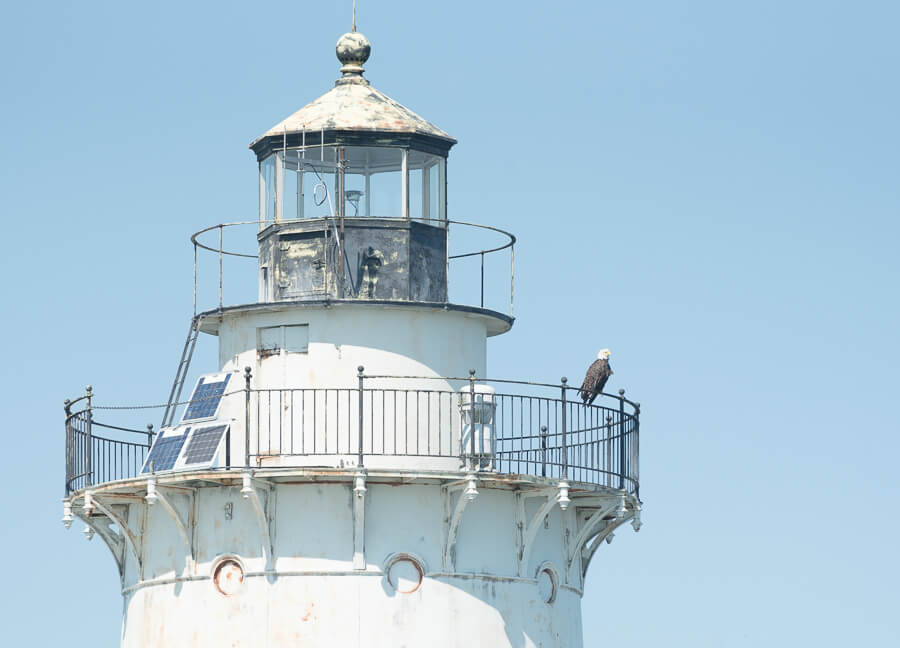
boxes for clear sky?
[1,1,898,645]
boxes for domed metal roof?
[250,32,456,159]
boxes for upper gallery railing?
[189,217,516,318]
[63,372,639,497]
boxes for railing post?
[509,244,515,318]
[618,388,626,490]
[193,241,198,317]
[605,414,613,488]
[480,251,485,307]
[634,402,640,500]
[560,378,568,480]
[244,367,252,468]
[218,224,224,309]
[469,369,477,471]
[64,399,72,495]
[85,386,93,488]
[357,366,365,468]
[540,425,548,477]
[145,424,155,480]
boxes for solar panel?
[141,428,190,473]
[182,424,229,466]
[182,373,232,422]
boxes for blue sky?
[1,1,898,645]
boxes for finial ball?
[336,32,371,67]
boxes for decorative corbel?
[566,499,620,582]
[146,477,195,573]
[84,492,142,574]
[442,473,478,571]
[73,509,125,576]
[240,471,273,569]
[517,488,559,577]
[580,514,633,579]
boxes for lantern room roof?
[250,32,456,159]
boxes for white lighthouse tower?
[62,28,641,648]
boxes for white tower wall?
[118,477,596,648]
[213,304,497,390]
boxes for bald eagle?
[580,349,613,405]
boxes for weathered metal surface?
[191,218,515,319]
[258,218,448,303]
[255,80,455,141]
[251,39,455,149]
[249,32,455,160]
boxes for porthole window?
[385,554,425,594]
[212,556,244,596]
[536,565,558,605]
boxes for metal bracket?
[566,499,620,582]
[146,479,195,574]
[517,488,558,577]
[73,510,125,577]
[580,514,633,579]
[240,472,274,570]
[84,493,142,574]
[442,474,478,571]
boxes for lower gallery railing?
[64,374,640,497]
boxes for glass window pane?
[260,155,275,223]
[271,146,415,220]
[429,160,442,221]
[407,151,445,223]
[283,165,299,221]
[409,167,423,220]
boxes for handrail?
[190,217,515,260]
[361,374,640,412]
[188,216,517,317]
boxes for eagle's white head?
[597,349,611,360]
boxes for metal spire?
[352,0,357,32]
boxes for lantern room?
[248,31,456,303]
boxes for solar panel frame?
[180,424,229,467]
[181,373,233,423]
[141,427,190,474]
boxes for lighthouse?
[62,28,641,647]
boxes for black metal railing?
[64,389,153,494]
[64,372,640,497]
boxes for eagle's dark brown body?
[580,357,612,404]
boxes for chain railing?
[64,371,640,497]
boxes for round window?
[386,556,424,594]
[537,567,557,605]
[213,558,244,596]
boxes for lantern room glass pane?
[259,155,276,224]
[408,151,445,223]
[266,146,444,223]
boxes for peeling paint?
[258,218,448,303]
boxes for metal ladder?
[161,316,201,429]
